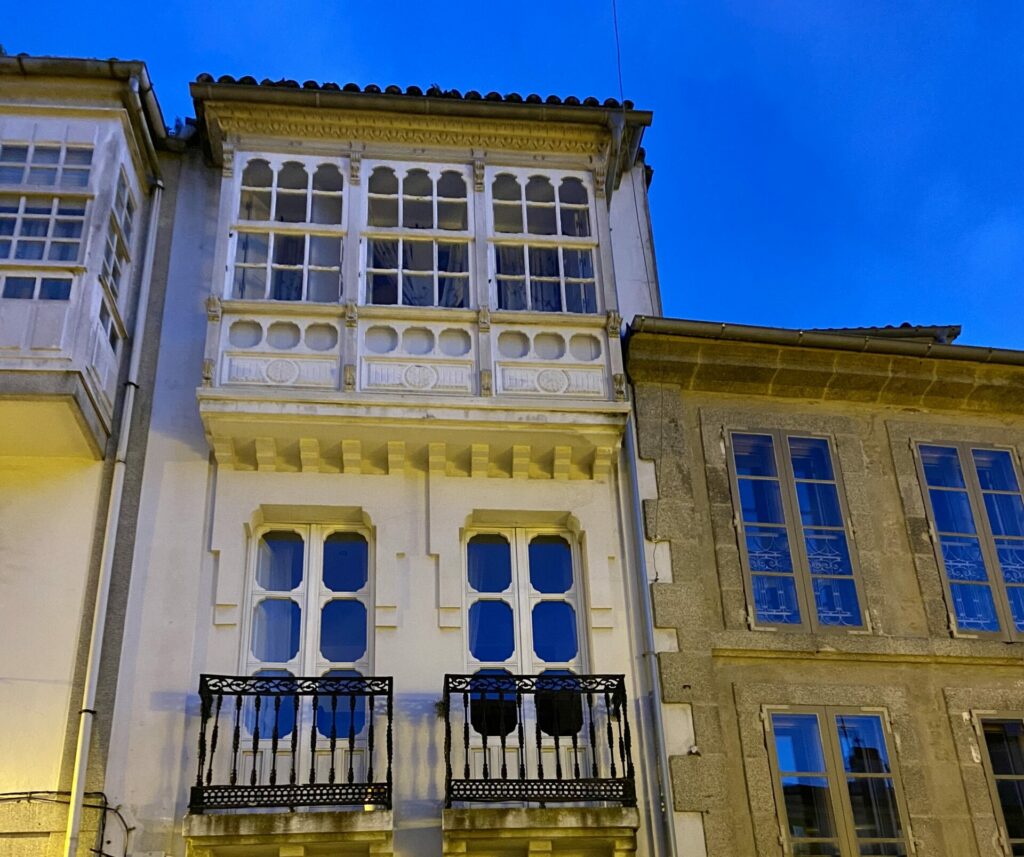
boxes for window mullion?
[514,530,533,675]
[962,443,1016,639]
[821,709,859,857]
[305,525,323,676]
[776,432,816,632]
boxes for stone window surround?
[697,409,880,637]
[945,686,1024,857]
[723,426,868,634]
[912,440,1024,642]
[885,418,1024,643]
[734,682,921,857]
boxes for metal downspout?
[62,153,164,857]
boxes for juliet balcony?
[197,302,630,478]
[189,673,393,813]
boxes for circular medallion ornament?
[403,363,438,390]
[537,369,569,393]
[265,359,300,385]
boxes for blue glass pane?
[320,600,367,662]
[804,529,852,575]
[983,720,1024,776]
[316,670,366,737]
[788,437,834,481]
[779,776,837,840]
[468,600,514,661]
[752,575,801,624]
[997,539,1024,583]
[846,776,903,841]
[973,449,1020,491]
[529,535,573,593]
[1007,586,1024,632]
[812,577,861,627]
[322,533,367,592]
[939,536,988,581]
[949,583,1000,633]
[997,780,1024,839]
[243,669,296,737]
[738,478,786,524]
[745,525,793,572]
[732,434,777,477]
[772,713,826,772]
[835,715,889,772]
[929,489,977,534]
[796,482,843,527]
[532,601,578,662]
[920,445,965,488]
[468,534,512,592]
[256,531,304,591]
[984,493,1024,537]
[251,599,301,662]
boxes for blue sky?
[6,1,1023,347]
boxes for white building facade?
[0,64,685,857]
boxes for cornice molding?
[202,101,609,163]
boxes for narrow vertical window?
[918,443,1024,638]
[730,432,863,631]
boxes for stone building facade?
[627,317,1024,857]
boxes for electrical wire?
[0,791,131,857]
[610,0,666,569]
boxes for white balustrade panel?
[492,325,609,399]
[359,319,477,396]
[220,312,342,390]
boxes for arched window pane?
[531,601,577,662]
[242,159,273,187]
[251,599,301,662]
[558,177,587,205]
[278,161,308,190]
[243,669,296,737]
[313,163,344,192]
[256,531,304,591]
[492,174,521,201]
[528,535,572,593]
[320,599,367,662]
[323,532,368,592]
[316,669,366,737]
[369,166,399,195]
[403,169,433,228]
[438,171,467,198]
[468,534,512,592]
[525,176,555,202]
[468,600,514,661]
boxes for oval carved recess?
[403,364,439,390]
[537,368,570,393]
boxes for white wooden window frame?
[361,159,474,308]
[226,153,349,302]
[484,166,600,314]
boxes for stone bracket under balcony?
[441,807,639,856]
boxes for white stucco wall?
[0,456,102,791]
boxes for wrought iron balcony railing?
[190,674,393,813]
[442,673,636,807]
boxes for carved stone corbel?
[201,358,215,387]
[206,295,222,322]
[479,369,493,397]
[612,372,626,401]
[478,306,491,332]
[343,363,356,391]
[222,147,234,180]
[345,301,359,328]
[606,310,622,336]
[473,157,485,192]
[349,151,362,186]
